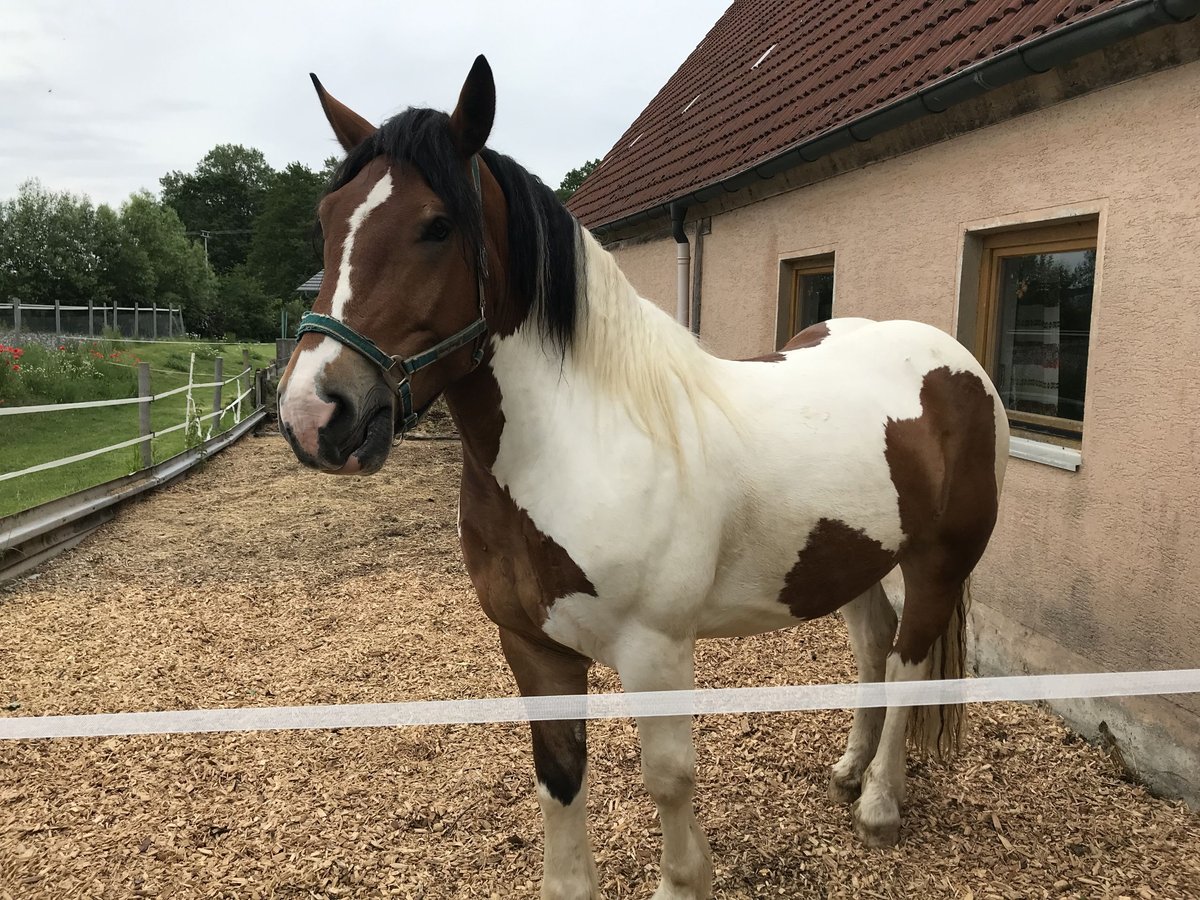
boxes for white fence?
[0,352,257,485]
[1,346,275,584]
[0,298,185,339]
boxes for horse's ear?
[310,73,375,153]
[448,55,495,158]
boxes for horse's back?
[739,318,1002,436]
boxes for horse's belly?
[694,593,801,639]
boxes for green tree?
[93,201,153,305]
[212,264,278,341]
[246,162,326,300]
[119,192,217,332]
[160,144,274,274]
[555,159,601,202]
[0,180,103,306]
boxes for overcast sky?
[1,0,732,207]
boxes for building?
[569,0,1200,805]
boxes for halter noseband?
[295,156,489,434]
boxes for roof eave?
[588,0,1198,235]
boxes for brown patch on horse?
[445,358,506,469]
[782,321,831,351]
[778,518,896,620]
[459,459,597,632]
[885,366,998,663]
[741,351,787,363]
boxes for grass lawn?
[0,340,276,517]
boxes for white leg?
[539,769,600,900]
[830,581,897,803]
[615,629,712,900]
[499,629,599,900]
[852,653,930,847]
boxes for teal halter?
[295,156,489,434]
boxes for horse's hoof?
[828,768,862,804]
[851,794,901,848]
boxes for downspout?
[690,218,708,336]
[670,201,690,327]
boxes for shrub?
[0,340,137,406]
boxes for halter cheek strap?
[296,156,490,434]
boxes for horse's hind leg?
[851,564,969,847]
[499,628,599,900]
[829,579,898,803]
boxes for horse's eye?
[422,217,452,242]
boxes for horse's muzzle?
[279,381,395,475]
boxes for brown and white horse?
[278,56,1007,900]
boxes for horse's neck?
[448,232,723,471]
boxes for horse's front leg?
[616,628,713,900]
[499,628,600,900]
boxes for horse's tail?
[908,576,971,760]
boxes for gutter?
[590,0,1199,236]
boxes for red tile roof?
[567,0,1131,229]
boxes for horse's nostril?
[320,388,349,418]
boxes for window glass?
[994,248,1094,424]
[800,272,834,327]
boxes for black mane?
[326,107,583,352]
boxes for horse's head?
[278,56,499,475]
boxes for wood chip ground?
[1,426,1197,899]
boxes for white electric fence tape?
[1,668,1196,742]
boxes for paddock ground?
[1,428,1197,899]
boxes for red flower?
[58,345,66,351]
[11,364,19,372]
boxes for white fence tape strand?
[2,668,1197,741]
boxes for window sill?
[1009,436,1081,472]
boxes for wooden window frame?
[786,259,835,339]
[974,220,1097,443]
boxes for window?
[779,255,834,346]
[975,221,1097,443]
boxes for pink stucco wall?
[608,58,1200,800]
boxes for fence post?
[138,362,153,469]
[113,300,118,337]
[238,349,250,423]
[54,297,61,337]
[152,302,158,339]
[12,297,19,336]
[212,356,224,433]
[134,302,140,338]
[88,299,94,336]
[167,305,174,338]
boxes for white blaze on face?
[279,170,395,454]
[330,170,394,320]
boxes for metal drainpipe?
[670,202,690,327]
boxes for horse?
[277,55,1008,900]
